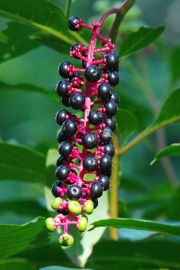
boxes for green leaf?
[0,216,49,259]
[151,88,180,128]
[119,26,165,57]
[0,21,41,63]
[90,218,180,237]
[0,81,55,98]
[170,45,180,82]
[116,108,138,143]
[151,143,180,165]
[0,142,46,183]
[0,0,73,46]
[0,258,36,270]
[87,240,180,269]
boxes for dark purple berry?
[69,93,85,110]
[82,133,98,149]
[106,52,119,71]
[56,80,69,97]
[98,83,113,100]
[55,165,70,180]
[56,156,67,167]
[88,110,104,126]
[55,109,70,125]
[67,185,82,200]
[98,174,110,191]
[104,117,116,131]
[90,182,103,198]
[68,16,83,31]
[52,181,63,197]
[62,119,77,136]
[57,130,68,143]
[107,71,119,86]
[58,62,72,78]
[100,127,113,143]
[111,92,120,104]
[100,154,112,171]
[104,100,117,117]
[103,143,115,157]
[85,66,101,82]
[57,208,69,215]
[92,198,98,209]
[83,156,98,172]
[61,95,70,107]
[58,141,73,156]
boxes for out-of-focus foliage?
[0,0,180,269]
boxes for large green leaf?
[0,0,73,46]
[87,240,180,269]
[151,143,180,165]
[0,216,49,259]
[119,26,165,57]
[116,108,137,143]
[0,21,41,63]
[0,142,46,182]
[0,81,56,98]
[0,258,36,270]
[90,218,180,237]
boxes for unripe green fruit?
[68,200,82,215]
[77,216,88,232]
[59,234,74,246]
[84,200,94,214]
[46,217,55,232]
[51,197,62,210]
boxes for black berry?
[68,16,83,31]
[85,66,101,82]
[58,141,73,156]
[61,95,70,107]
[67,185,82,200]
[88,110,104,125]
[56,80,69,97]
[98,174,110,191]
[107,71,119,86]
[103,143,115,157]
[104,117,116,131]
[82,133,98,149]
[100,127,113,143]
[100,154,112,171]
[90,182,103,198]
[55,109,70,125]
[104,100,117,117]
[57,130,68,143]
[56,156,67,167]
[111,92,120,104]
[59,62,72,78]
[106,52,119,71]
[98,83,113,100]
[62,119,77,136]
[92,198,98,209]
[83,156,98,172]
[69,93,85,109]
[55,165,70,180]
[52,181,63,197]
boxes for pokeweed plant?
[0,0,180,269]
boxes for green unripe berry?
[68,200,82,215]
[59,234,74,246]
[84,200,94,215]
[77,216,88,232]
[46,217,55,232]
[51,197,62,210]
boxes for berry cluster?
[46,16,120,246]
